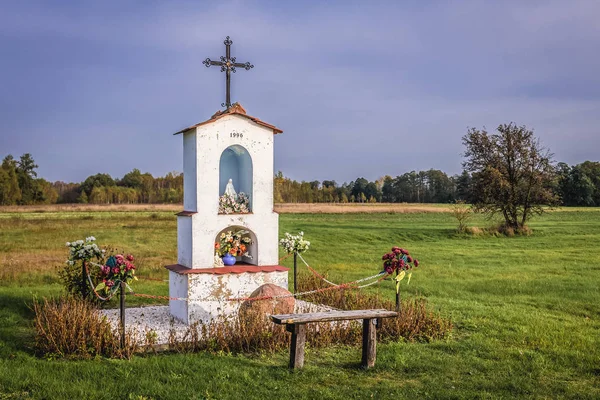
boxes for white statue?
[224,178,237,199]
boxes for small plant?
[215,230,253,258]
[279,231,310,254]
[452,200,472,233]
[218,192,250,214]
[33,296,138,359]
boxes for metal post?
[81,261,87,300]
[395,271,401,313]
[120,281,126,348]
[293,253,298,294]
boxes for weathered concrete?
[169,108,286,324]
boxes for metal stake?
[81,261,87,300]
[395,271,401,313]
[293,253,298,294]
[120,281,126,348]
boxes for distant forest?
[1,153,600,207]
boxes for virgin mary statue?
[224,178,238,200]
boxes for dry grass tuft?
[168,274,452,355]
[275,203,453,214]
[298,274,453,343]
[33,296,138,359]
[0,203,454,214]
[464,226,484,235]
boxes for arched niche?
[215,226,258,266]
[219,145,253,212]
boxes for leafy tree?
[16,153,42,204]
[578,161,600,205]
[364,182,381,202]
[0,155,21,205]
[381,175,394,202]
[78,191,89,204]
[351,178,369,200]
[455,170,473,203]
[557,163,595,206]
[462,123,557,230]
[37,179,59,204]
[81,173,115,196]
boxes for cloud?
[1,1,599,183]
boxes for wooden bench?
[271,309,398,369]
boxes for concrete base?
[166,264,289,325]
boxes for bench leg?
[361,318,377,368]
[287,323,306,369]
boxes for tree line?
[0,154,183,205]
[1,152,599,207]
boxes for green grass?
[1,209,600,399]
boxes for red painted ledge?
[165,264,290,275]
[175,210,197,216]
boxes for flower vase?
[222,253,236,266]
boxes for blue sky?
[1,0,599,184]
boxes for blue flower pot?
[222,253,236,266]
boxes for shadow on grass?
[0,292,37,355]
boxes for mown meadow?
[0,207,599,399]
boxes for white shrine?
[166,103,289,324]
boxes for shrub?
[33,296,137,359]
[170,273,452,355]
[297,274,452,343]
[452,200,472,233]
[57,237,105,302]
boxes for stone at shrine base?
[166,264,289,325]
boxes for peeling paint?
[169,113,287,325]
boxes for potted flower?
[215,229,253,266]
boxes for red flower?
[385,265,394,274]
[112,267,120,274]
[126,254,134,262]
[115,254,124,264]
[407,256,413,263]
[414,259,419,267]
[400,248,409,255]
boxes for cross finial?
[203,36,254,109]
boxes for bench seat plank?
[271,309,398,325]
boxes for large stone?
[239,283,295,321]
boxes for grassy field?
[1,207,599,399]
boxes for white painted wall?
[177,114,279,269]
[171,113,284,324]
[169,271,188,322]
[182,132,197,211]
[187,270,288,324]
[177,216,193,267]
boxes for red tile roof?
[173,103,283,135]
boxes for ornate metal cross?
[203,36,254,109]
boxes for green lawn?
[1,209,599,399]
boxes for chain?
[297,253,387,287]
[227,282,357,302]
